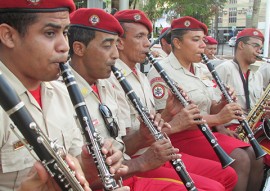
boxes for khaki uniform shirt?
[258,62,270,89]
[71,68,128,154]
[109,59,155,156]
[0,61,83,191]
[110,59,155,131]
[215,60,263,115]
[147,52,215,115]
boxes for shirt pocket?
[1,128,35,173]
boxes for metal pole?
[264,0,270,57]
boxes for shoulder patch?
[152,84,165,99]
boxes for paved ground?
[216,43,235,59]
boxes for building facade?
[212,0,267,42]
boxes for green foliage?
[142,0,165,21]
[143,0,228,26]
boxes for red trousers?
[135,153,237,191]
[123,176,200,191]
[169,129,249,162]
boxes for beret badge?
[27,0,41,5]
[253,31,259,36]
[184,20,191,27]
[89,15,100,26]
[134,14,141,21]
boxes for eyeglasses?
[244,42,263,52]
[99,103,119,139]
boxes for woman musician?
[147,17,264,191]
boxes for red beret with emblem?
[0,0,75,13]
[204,36,218,45]
[70,8,124,36]
[114,9,153,33]
[236,28,264,42]
[171,16,208,35]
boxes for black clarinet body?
[147,53,235,168]
[111,65,197,191]
[201,53,266,159]
[60,63,119,191]
[0,71,84,191]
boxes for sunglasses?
[99,103,119,139]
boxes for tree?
[143,0,228,26]
[250,0,261,28]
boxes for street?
[216,43,235,59]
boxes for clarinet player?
[66,8,185,190]
[147,16,264,191]
[111,10,238,191]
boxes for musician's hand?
[81,139,128,185]
[161,89,188,122]
[137,139,180,172]
[139,110,171,146]
[101,139,128,176]
[219,85,238,106]
[17,155,91,191]
[215,125,239,139]
[216,103,243,124]
[164,104,205,134]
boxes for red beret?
[114,9,153,33]
[236,28,264,42]
[204,36,218,45]
[70,8,123,36]
[161,27,170,35]
[0,0,75,13]
[171,16,208,35]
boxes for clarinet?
[201,53,267,159]
[111,65,197,191]
[146,53,235,168]
[0,71,84,191]
[60,63,119,191]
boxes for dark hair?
[68,26,95,56]
[0,12,38,37]
[171,29,189,50]
[160,31,171,46]
[118,22,127,38]
[234,36,250,52]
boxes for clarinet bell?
[214,146,235,168]
[249,138,267,159]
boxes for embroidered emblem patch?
[184,20,191,27]
[89,15,100,25]
[153,84,165,99]
[134,14,141,21]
